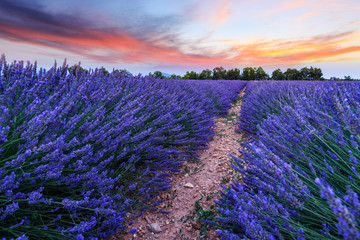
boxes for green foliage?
[255,67,269,80]
[271,68,285,80]
[183,71,199,79]
[300,66,323,80]
[284,68,301,80]
[241,67,256,80]
[67,64,88,76]
[170,74,179,79]
[99,67,109,75]
[153,70,164,79]
[281,66,323,80]
[199,69,213,80]
[330,76,358,81]
[300,67,311,80]
[183,194,219,239]
[176,66,332,81]
[112,69,131,77]
[212,66,227,80]
[226,68,241,80]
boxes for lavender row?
[184,80,247,116]
[217,81,360,239]
[0,56,246,239]
[239,81,329,135]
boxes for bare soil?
[118,92,245,240]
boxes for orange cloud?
[228,31,360,66]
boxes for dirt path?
[120,92,244,240]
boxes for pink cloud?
[296,9,336,21]
[264,0,307,17]
[212,0,232,27]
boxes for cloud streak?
[296,9,335,21]
[229,31,360,66]
[212,0,232,27]
[264,0,306,17]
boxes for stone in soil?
[147,223,162,233]
[184,182,194,188]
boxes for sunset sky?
[1,0,360,78]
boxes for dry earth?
[118,92,245,240]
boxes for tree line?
[66,64,357,81]
[151,66,325,80]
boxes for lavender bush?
[239,81,328,135]
[0,56,247,239]
[217,81,360,239]
[185,80,246,116]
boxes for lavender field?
[1,57,359,240]
[0,57,246,239]
[217,81,360,239]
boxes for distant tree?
[170,74,178,79]
[120,69,131,77]
[329,76,355,81]
[213,66,227,80]
[242,67,256,80]
[284,68,301,80]
[255,67,268,80]
[310,67,323,80]
[68,64,88,76]
[153,71,164,79]
[113,69,131,77]
[271,69,285,80]
[183,71,199,79]
[300,66,323,80]
[300,67,310,80]
[226,68,241,80]
[199,69,213,80]
[179,66,325,81]
[99,67,109,76]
